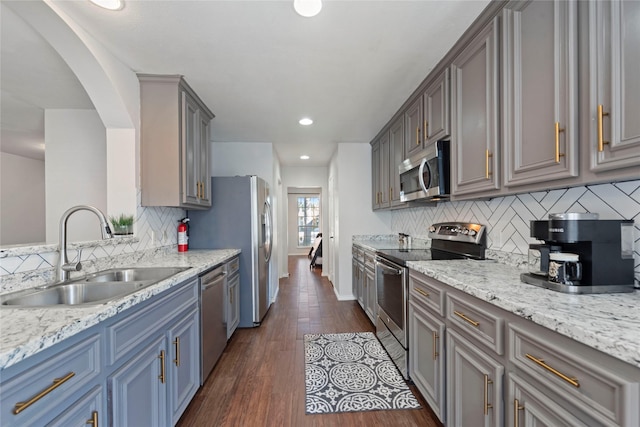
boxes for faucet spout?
[57,205,113,283]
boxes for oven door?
[375,256,407,347]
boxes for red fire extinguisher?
[178,217,190,252]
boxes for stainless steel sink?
[1,266,189,307]
[84,267,188,283]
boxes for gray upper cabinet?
[389,117,405,207]
[502,0,579,187]
[588,0,640,172]
[139,74,214,209]
[371,139,382,210]
[423,69,451,145]
[450,17,501,197]
[404,97,424,158]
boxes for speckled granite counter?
[407,259,640,368]
[0,249,239,370]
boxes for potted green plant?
[110,214,135,235]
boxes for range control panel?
[428,222,486,245]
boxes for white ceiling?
[1,0,490,166]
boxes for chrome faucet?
[56,205,113,282]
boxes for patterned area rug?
[304,332,421,414]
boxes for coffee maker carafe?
[521,213,635,294]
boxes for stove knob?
[462,228,469,235]
[468,229,477,237]
[429,226,436,233]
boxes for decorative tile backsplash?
[391,180,640,284]
[0,191,185,292]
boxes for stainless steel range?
[375,222,487,379]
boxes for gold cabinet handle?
[432,331,439,360]
[173,337,180,367]
[424,120,429,141]
[87,410,99,427]
[415,288,429,298]
[514,399,524,427]
[13,372,75,415]
[525,353,579,387]
[484,374,493,415]
[196,182,200,198]
[453,310,480,327]
[555,122,565,163]
[485,149,492,179]
[416,126,420,146]
[159,350,166,384]
[597,104,610,152]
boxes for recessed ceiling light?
[299,118,313,126]
[293,0,322,17]
[300,155,310,160]
[89,0,123,11]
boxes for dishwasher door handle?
[201,272,226,291]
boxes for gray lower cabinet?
[352,247,364,307]
[364,251,377,324]
[109,335,168,426]
[502,0,579,187]
[226,256,240,339]
[0,276,202,427]
[446,328,504,427]
[407,268,640,427]
[588,0,640,173]
[408,299,446,422]
[450,17,501,197]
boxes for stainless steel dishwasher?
[200,265,227,384]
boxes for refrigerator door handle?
[264,200,273,262]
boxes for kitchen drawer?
[446,292,504,355]
[509,323,640,427]
[106,277,198,365]
[0,333,101,427]
[409,270,445,316]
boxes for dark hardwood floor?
[178,256,442,426]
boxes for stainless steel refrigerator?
[189,176,273,327]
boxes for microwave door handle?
[418,158,429,193]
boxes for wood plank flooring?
[178,256,442,427]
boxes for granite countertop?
[0,249,239,371]
[407,259,640,369]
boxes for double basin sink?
[0,267,189,307]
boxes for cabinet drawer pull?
[483,374,493,415]
[554,122,565,163]
[525,353,580,388]
[597,104,610,152]
[514,399,524,427]
[485,149,492,179]
[13,372,75,415]
[173,337,181,367]
[87,410,98,426]
[453,310,480,327]
[432,332,439,360]
[415,288,429,298]
[159,350,166,384]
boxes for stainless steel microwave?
[398,140,450,202]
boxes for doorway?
[287,189,321,256]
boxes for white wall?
[45,109,106,244]
[210,141,281,300]
[0,153,45,245]
[331,143,392,299]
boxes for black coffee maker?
[521,213,636,294]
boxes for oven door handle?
[375,261,402,275]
